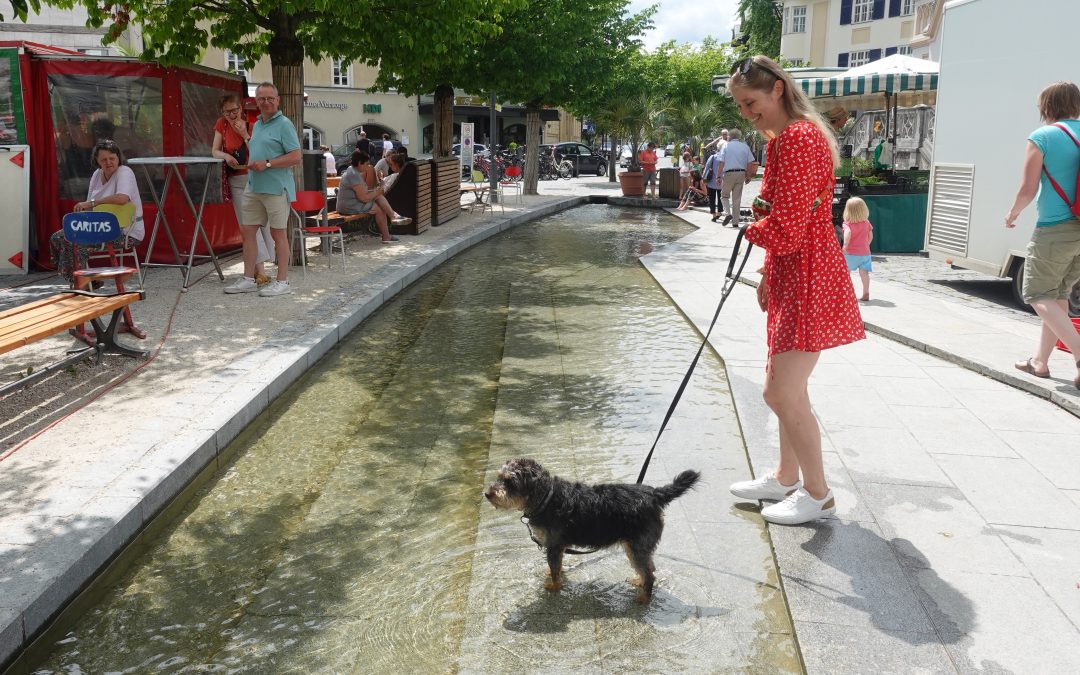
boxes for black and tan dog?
[484,458,700,603]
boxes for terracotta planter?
[618,171,645,197]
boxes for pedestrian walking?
[703,149,724,221]
[639,142,658,200]
[224,81,301,298]
[717,128,758,227]
[1005,80,1080,388]
[842,196,874,301]
[724,55,865,525]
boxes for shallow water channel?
[30,205,798,673]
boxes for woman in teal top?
[1005,81,1080,388]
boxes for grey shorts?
[241,189,291,230]
[1022,218,1080,303]
[643,170,657,186]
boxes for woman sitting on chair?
[50,139,143,283]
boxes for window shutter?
[885,46,898,56]
[889,0,901,17]
[838,52,849,67]
[841,0,853,25]
[873,0,886,20]
[869,48,882,62]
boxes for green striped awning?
[798,72,939,99]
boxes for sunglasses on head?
[731,58,754,77]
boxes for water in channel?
[30,205,798,674]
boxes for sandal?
[1074,360,1080,390]
[1014,358,1050,379]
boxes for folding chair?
[63,210,145,340]
[497,165,524,205]
[89,202,143,288]
[466,168,492,215]
[290,190,343,275]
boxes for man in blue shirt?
[225,81,302,297]
[717,129,758,227]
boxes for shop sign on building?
[305,99,348,111]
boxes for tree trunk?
[268,22,305,264]
[433,84,454,158]
[609,135,618,183]
[523,104,542,196]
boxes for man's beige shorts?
[1022,217,1080,303]
[241,189,290,230]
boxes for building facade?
[780,0,921,68]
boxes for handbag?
[702,156,715,182]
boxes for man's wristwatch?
[265,160,272,169]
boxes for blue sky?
[627,0,742,51]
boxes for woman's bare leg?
[763,350,827,498]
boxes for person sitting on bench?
[50,139,143,283]
[337,150,410,244]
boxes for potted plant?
[595,95,659,197]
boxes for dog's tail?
[653,470,701,506]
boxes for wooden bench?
[0,289,148,396]
[320,210,377,236]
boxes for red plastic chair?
[498,165,524,204]
[290,190,343,275]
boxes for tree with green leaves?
[736,0,783,59]
[14,0,511,150]
[463,0,654,194]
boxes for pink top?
[843,219,873,256]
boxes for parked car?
[331,144,353,174]
[451,143,488,157]
[549,141,607,176]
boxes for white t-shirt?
[89,165,144,241]
[382,141,394,159]
[323,151,337,175]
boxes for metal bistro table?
[128,156,225,291]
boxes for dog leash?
[635,225,754,485]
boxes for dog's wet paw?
[629,576,644,587]
[635,590,652,605]
[544,579,563,592]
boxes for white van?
[924,0,1080,310]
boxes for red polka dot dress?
[743,120,865,357]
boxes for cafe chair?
[497,165,523,206]
[63,210,145,341]
[89,202,143,289]
[466,168,492,215]
[290,190,344,275]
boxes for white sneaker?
[258,280,292,297]
[760,488,836,525]
[224,277,259,294]
[730,474,802,501]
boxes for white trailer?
[924,0,1080,308]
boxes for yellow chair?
[91,202,143,288]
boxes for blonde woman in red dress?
[725,55,865,525]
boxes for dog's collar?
[524,485,555,518]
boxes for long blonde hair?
[728,55,840,168]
